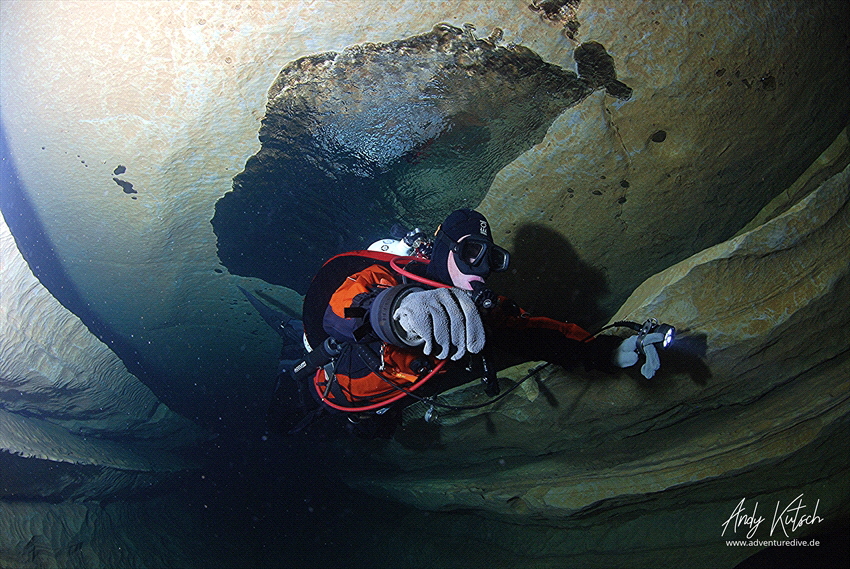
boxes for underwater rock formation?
[0,497,219,569]
[348,161,850,567]
[482,0,850,319]
[1,208,207,500]
[213,24,629,293]
[2,0,848,433]
[1,1,849,566]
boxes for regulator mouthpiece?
[470,281,497,310]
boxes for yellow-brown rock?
[348,162,849,567]
[1,1,849,566]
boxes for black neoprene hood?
[426,209,493,284]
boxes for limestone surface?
[483,0,850,319]
[1,0,848,429]
[347,162,850,567]
[1,208,207,493]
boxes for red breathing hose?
[390,256,450,289]
[316,255,450,413]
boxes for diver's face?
[447,235,487,290]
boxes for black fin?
[237,285,291,337]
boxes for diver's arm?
[485,301,665,377]
[368,284,486,361]
[483,298,622,372]
[322,264,399,344]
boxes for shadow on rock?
[534,376,560,408]
[662,333,711,386]
[395,418,445,451]
[489,223,609,326]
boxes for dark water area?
[172,426,849,569]
[172,431,508,569]
[153,429,850,569]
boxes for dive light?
[613,318,676,352]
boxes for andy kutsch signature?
[721,494,824,539]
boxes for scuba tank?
[367,226,432,259]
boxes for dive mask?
[438,231,510,276]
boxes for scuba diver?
[258,209,673,438]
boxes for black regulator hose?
[374,360,552,413]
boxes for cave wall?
[1,208,207,501]
[2,205,212,564]
[348,158,850,569]
[482,0,850,319]
[1,0,848,431]
[1,1,849,566]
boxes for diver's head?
[426,209,510,290]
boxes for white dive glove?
[393,287,485,361]
[613,332,665,379]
